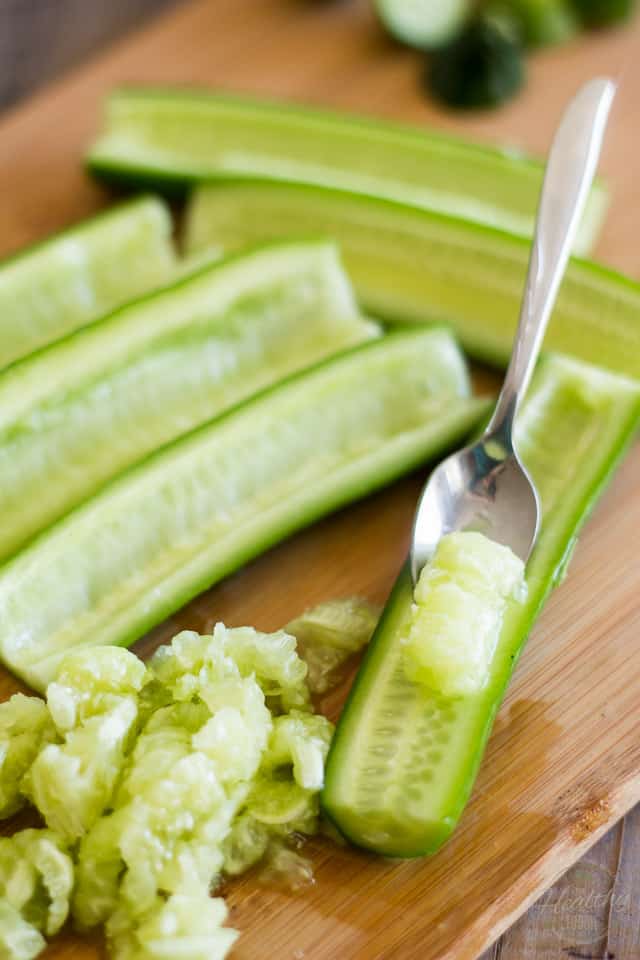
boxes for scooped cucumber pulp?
[0,624,335,960]
[404,532,526,697]
[0,196,174,371]
[87,88,606,253]
[0,241,373,564]
[186,180,640,380]
[0,329,489,692]
[322,353,640,857]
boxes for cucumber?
[0,241,372,564]
[0,330,489,693]
[428,11,526,111]
[0,197,174,370]
[573,0,636,26]
[322,354,640,857]
[486,0,579,47]
[374,0,471,49]
[87,89,606,254]
[186,180,640,379]
[403,532,526,697]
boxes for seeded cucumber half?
[0,196,174,370]
[185,180,640,380]
[0,241,373,564]
[322,353,640,856]
[0,329,489,692]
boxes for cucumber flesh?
[285,598,381,695]
[87,89,606,254]
[0,241,373,564]
[404,532,526,697]
[322,353,640,856]
[185,180,640,380]
[0,330,490,692]
[374,0,471,49]
[0,197,174,370]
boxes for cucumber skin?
[185,180,640,380]
[87,88,606,254]
[0,331,490,693]
[322,356,640,857]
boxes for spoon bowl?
[410,437,539,583]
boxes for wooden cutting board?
[2,2,640,958]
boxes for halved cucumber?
[0,241,372,564]
[0,196,174,370]
[185,180,640,379]
[374,0,471,49]
[0,330,489,693]
[322,354,640,856]
[87,89,606,253]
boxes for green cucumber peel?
[0,240,373,564]
[87,88,606,254]
[486,0,579,47]
[0,329,490,693]
[0,196,175,371]
[322,353,640,857]
[185,179,640,380]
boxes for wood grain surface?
[1,2,640,958]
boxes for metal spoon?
[410,77,616,584]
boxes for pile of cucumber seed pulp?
[1,88,640,960]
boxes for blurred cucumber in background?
[0,0,635,116]
[373,0,637,109]
[486,0,579,47]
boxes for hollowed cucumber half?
[0,196,174,370]
[0,241,372,563]
[0,328,488,692]
[185,180,639,380]
[87,88,606,252]
[322,353,640,856]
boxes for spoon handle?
[487,77,616,443]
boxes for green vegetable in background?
[572,0,636,24]
[486,0,579,46]
[373,0,472,49]
[428,11,525,109]
[371,0,634,110]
